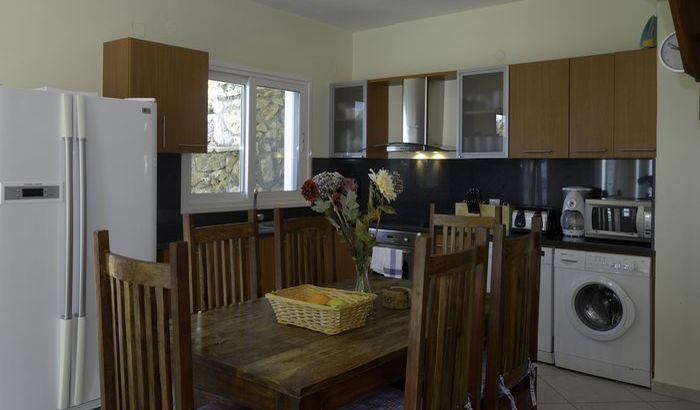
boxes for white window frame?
[181,62,311,213]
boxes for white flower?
[369,168,397,201]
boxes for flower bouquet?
[301,169,403,293]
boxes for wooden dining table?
[190,276,411,409]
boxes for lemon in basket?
[326,298,346,308]
[306,293,330,305]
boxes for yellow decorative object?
[266,285,377,335]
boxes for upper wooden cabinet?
[103,38,209,154]
[330,81,367,158]
[614,48,657,157]
[510,49,656,159]
[569,54,615,157]
[509,59,570,158]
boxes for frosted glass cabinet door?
[458,67,508,158]
[330,82,366,157]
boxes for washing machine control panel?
[585,252,651,276]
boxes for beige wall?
[0,0,353,156]
[353,0,656,79]
[654,1,700,393]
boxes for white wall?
[0,0,353,157]
[654,1,700,394]
[353,0,656,79]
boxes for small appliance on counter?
[510,206,554,233]
[584,198,653,242]
[561,186,593,240]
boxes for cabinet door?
[458,67,508,158]
[509,59,570,158]
[127,39,176,152]
[168,46,208,153]
[330,82,366,157]
[569,54,614,157]
[614,48,656,157]
[104,38,208,154]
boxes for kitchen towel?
[370,246,404,279]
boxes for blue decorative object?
[640,16,657,48]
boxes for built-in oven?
[584,199,653,242]
[371,228,420,279]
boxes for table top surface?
[191,276,411,398]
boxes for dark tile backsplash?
[157,155,653,246]
[312,158,654,229]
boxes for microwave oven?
[584,199,653,242]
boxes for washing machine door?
[566,276,635,341]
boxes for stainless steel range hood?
[363,77,454,153]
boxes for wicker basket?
[265,285,377,335]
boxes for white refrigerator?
[0,87,157,409]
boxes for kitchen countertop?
[159,222,654,257]
[538,234,654,257]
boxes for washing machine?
[553,249,651,387]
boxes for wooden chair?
[342,231,490,410]
[484,217,543,410]
[183,211,259,313]
[273,208,336,289]
[93,230,193,410]
[429,203,502,254]
[404,231,491,409]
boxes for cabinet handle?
[523,149,552,154]
[561,258,579,263]
[178,144,208,148]
[161,115,166,149]
[618,147,655,152]
[575,148,607,153]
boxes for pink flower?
[343,177,358,193]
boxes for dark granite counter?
[539,235,654,257]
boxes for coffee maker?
[561,186,593,239]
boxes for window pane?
[255,86,300,192]
[191,80,244,194]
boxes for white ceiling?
[249,0,523,31]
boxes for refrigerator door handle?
[72,94,87,406]
[58,93,74,410]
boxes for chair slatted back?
[484,217,543,409]
[429,203,501,254]
[94,230,192,410]
[273,208,336,289]
[183,211,259,313]
[404,231,490,410]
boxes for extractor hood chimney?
[364,76,453,153]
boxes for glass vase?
[353,256,372,293]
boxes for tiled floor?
[537,363,700,409]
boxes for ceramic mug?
[382,286,411,310]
